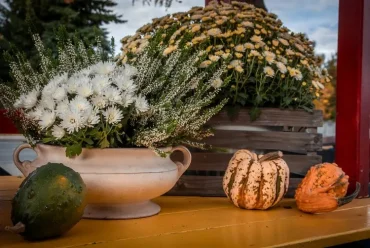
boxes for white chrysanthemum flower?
[207,28,222,36]
[276,62,287,74]
[27,106,44,121]
[251,35,263,43]
[115,78,137,93]
[39,110,56,129]
[234,66,244,73]
[60,110,85,133]
[137,40,149,53]
[312,80,325,90]
[264,66,275,78]
[214,45,224,50]
[234,45,245,53]
[56,100,69,118]
[103,106,123,124]
[163,45,178,56]
[198,50,207,57]
[230,60,244,68]
[135,95,149,113]
[263,51,276,64]
[244,43,255,49]
[103,87,122,104]
[43,73,67,97]
[278,38,290,46]
[53,87,67,102]
[288,67,303,81]
[23,88,40,109]
[86,108,100,126]
[66,76,80,94]
[123,64,138,77]
[91,95,107,109]
[250,50,261,57]
[77,82,94,98]
[209,55,220,62]
[79,67,92,76]
[40,96,56,111]
[91,62,116,75]
[295,71,303,81]
[278,55,288,64]
[91,75,110,95]
[317,81,325,89]
[211,78,223,88]
[69,95,92,114]
[241,21,254,28]
[295,43,305,52]
[221,53,231,59]
[121,92,134,107]
[51,73,68,85]
[52,126,65,139]
[286,49,295,56]
[199,60,212,68]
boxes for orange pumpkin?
[295,163,360,214]
[223,150,289,210]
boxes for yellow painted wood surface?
[0,176,370,247]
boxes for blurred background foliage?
[0,0,125,83]
[314,54,337,121]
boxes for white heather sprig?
[52,126,65,140]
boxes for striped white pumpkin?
[223,150,290,210]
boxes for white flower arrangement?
[0,28,227,157]
[19,63,142,133]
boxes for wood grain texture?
[166,176,302,198]
[180,153,321,176]
[204,130,322,153]
[208,108,323,127]
[1,176,370,248]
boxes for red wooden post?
[0,110,19,134]
[336,0,370,197]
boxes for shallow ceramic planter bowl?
[13,144,191,220]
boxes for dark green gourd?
[6,163,87,240]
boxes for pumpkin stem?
[337,182,361,207]
[5,222,25,234]
[259,151,283,163]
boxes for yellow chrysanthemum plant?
[120,0,331,119]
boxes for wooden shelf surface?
[1,176,370,248]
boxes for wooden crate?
[168,108,323,198]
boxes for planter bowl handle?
[171,146,192,179]
[13,143,33,177]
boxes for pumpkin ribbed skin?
[295,163,350,214]
[223,150,289,210]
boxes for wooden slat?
[204,130,322,153]
[284,155,321,176]
[166,176,302,198]
[182,153,321,176]
[208,108,323,127]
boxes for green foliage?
[0,0,125,83]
